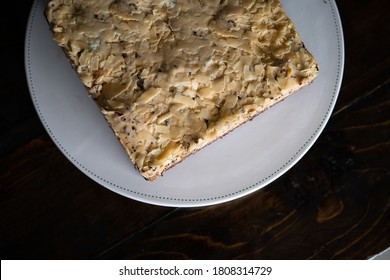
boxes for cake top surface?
[46,0,318,180]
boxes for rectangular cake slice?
[45,0,318,181]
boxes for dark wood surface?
[1,0,389,260]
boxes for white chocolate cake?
[45,0,319,181]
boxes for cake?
[45,0,319,181]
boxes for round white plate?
[25,0,344,207]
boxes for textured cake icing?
[46,0,319,181]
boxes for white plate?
[25,0,344,207]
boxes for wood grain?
[0,136,175,259]
[0,0,389,260]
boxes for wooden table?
[1,0,389,259]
